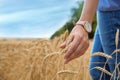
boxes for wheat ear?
[41,52,60,76]
[91,67,112,76]
[66,35,74,45]
[57,70,78,75]
[43,52,60,61]
[61,35,74,54]
[63,30,69,41]
[52,70,78,80]
[91,52,112,59]
[112,49,120,54]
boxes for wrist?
[75,20,92,33]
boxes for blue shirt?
[98,0,120,11]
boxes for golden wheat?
[0,31,92,80]
[92,67,112,76]
[91,52,112,58]
[1,29,117,80]
[57,70,78,75]
[112,49,120,54]
[115,29,119,49]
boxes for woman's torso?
[98,0,120,11]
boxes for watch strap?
[76,21,88,33]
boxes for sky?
[0,0,81,38]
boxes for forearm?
[62,0,98,63]
[79,0,99,23]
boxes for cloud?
[0,0,80,38]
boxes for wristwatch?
[76,21,92,33]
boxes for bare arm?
[80,0,98,23]
[60,0,99,64]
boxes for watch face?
[85,22,92,33]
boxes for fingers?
[60,34,74,49]
[62,25,89,64]
[65,38,89,64]
[60,41,66,48]
[64,35,81,59]
[66,34,74,45]
[64,39,84,64]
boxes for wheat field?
[0,31,92,80]
[0,29,120,80]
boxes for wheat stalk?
[57,70,78,75]
[66,35,74,45]
[100,29,120,80]
[41,52,60,69]
[61,35,74,54]
[91,67,112,76]
[63,30,69,41]
[112,49,120,54]
[41,52,60,79]
[91,52,112,59]
[99,29,120,80]
[110,62,120,80]
[114,29,119,80]
[115,29,119,49]
[52,70,78,80]
[43,52,60,61]
[0,30,92,80]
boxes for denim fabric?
[90,10,120,80]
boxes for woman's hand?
[60,25,89,64]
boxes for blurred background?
[0,0,96,39]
